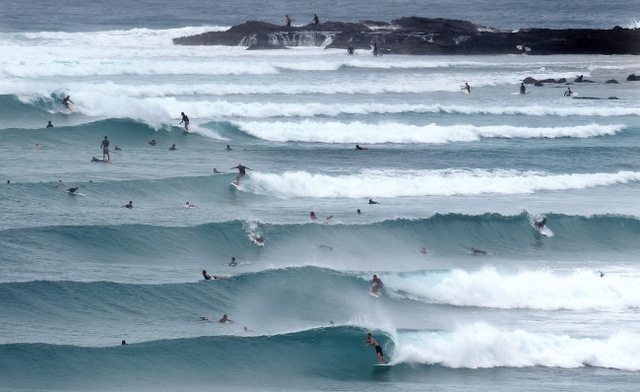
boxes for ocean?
[1,0,640,391]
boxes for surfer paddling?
[365,333,388,364]
[202,270,228,280]
[230,163,251,185]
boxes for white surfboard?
[369,291,379,298]
[516,45,531,52]
[373,363,392,367]
[68,192,86,197]
[511,91,531,95]
[531,222,554,237]
[230,182,240,189]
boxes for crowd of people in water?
[33,96,558,361]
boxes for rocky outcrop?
[173,17,640,55]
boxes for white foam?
[234,120,625,143]
[385,267,640,310]
[392,322,640,370]
[246,169,640,198]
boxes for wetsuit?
[100,138,110,159]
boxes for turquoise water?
[2,1,640,391]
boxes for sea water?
[1,0,640,391]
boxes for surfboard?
[531,222,554,237]
[511,91,531,95]
[516,45,531,52]
[373,363,392,367]
[67,192,86,197]
[460,87,470,94]
[230,182,240,189]
[369,291,379,298]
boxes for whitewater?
[2,0,640,391]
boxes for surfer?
[251,234,265,244]
[184,202,197,208]
[121,201,134,208]
[114,146,122,151]
[121,340,127,345]
[365,333,388,364]
[285,15,294,27]
[91,156,106,163]
[598,270,605,277]
[357,209,362,214]
[225,145,232,151]
[312,13,319,25]
[520,41,527,54]
[169,144,177,151]
[54,184,79,193]
[46,120,54,128]
[148,139,156,146]
[520,82,526,95]
[368,199,379,204]
[213,168,221,174]
[534,217,547,229]
[347,46,354,55]
[244,326,254,332]
[469,247,496,255]
[310,212,318,220]
[202,270,228,280]
[62,95,73,110]
[564,87,573,97]
[463,82,471,93]
[420,247,429,255]
[355,144,368,150]
[229,257,238,266]
[373,42,379,56]
[370,274,383,295]
[179,112,189,131]
[100,136,110,162]
[230,163,252,185]
[218,314,233,323]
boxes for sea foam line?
[247,169,640,198]
[393,323,640,370]
[234,120,625,143]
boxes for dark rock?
[173,17,640,55]
[557,78,567,84]
[539,78,558,84]
[534,81,544,87]
[522,77,537,84]
[605,79,619,84]
[627,74,640,81]
[574,75,583,83]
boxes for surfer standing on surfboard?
[230,163,252,185]
[179,112,189,132]
[62,95,73,110]
[365,333,388,364]
[370,274,383,296]
[534,217,547,229]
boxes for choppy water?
[2,1,640,391]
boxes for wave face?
[3,325,640,391]
[4,5,640,391]
[3,213,640,280]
